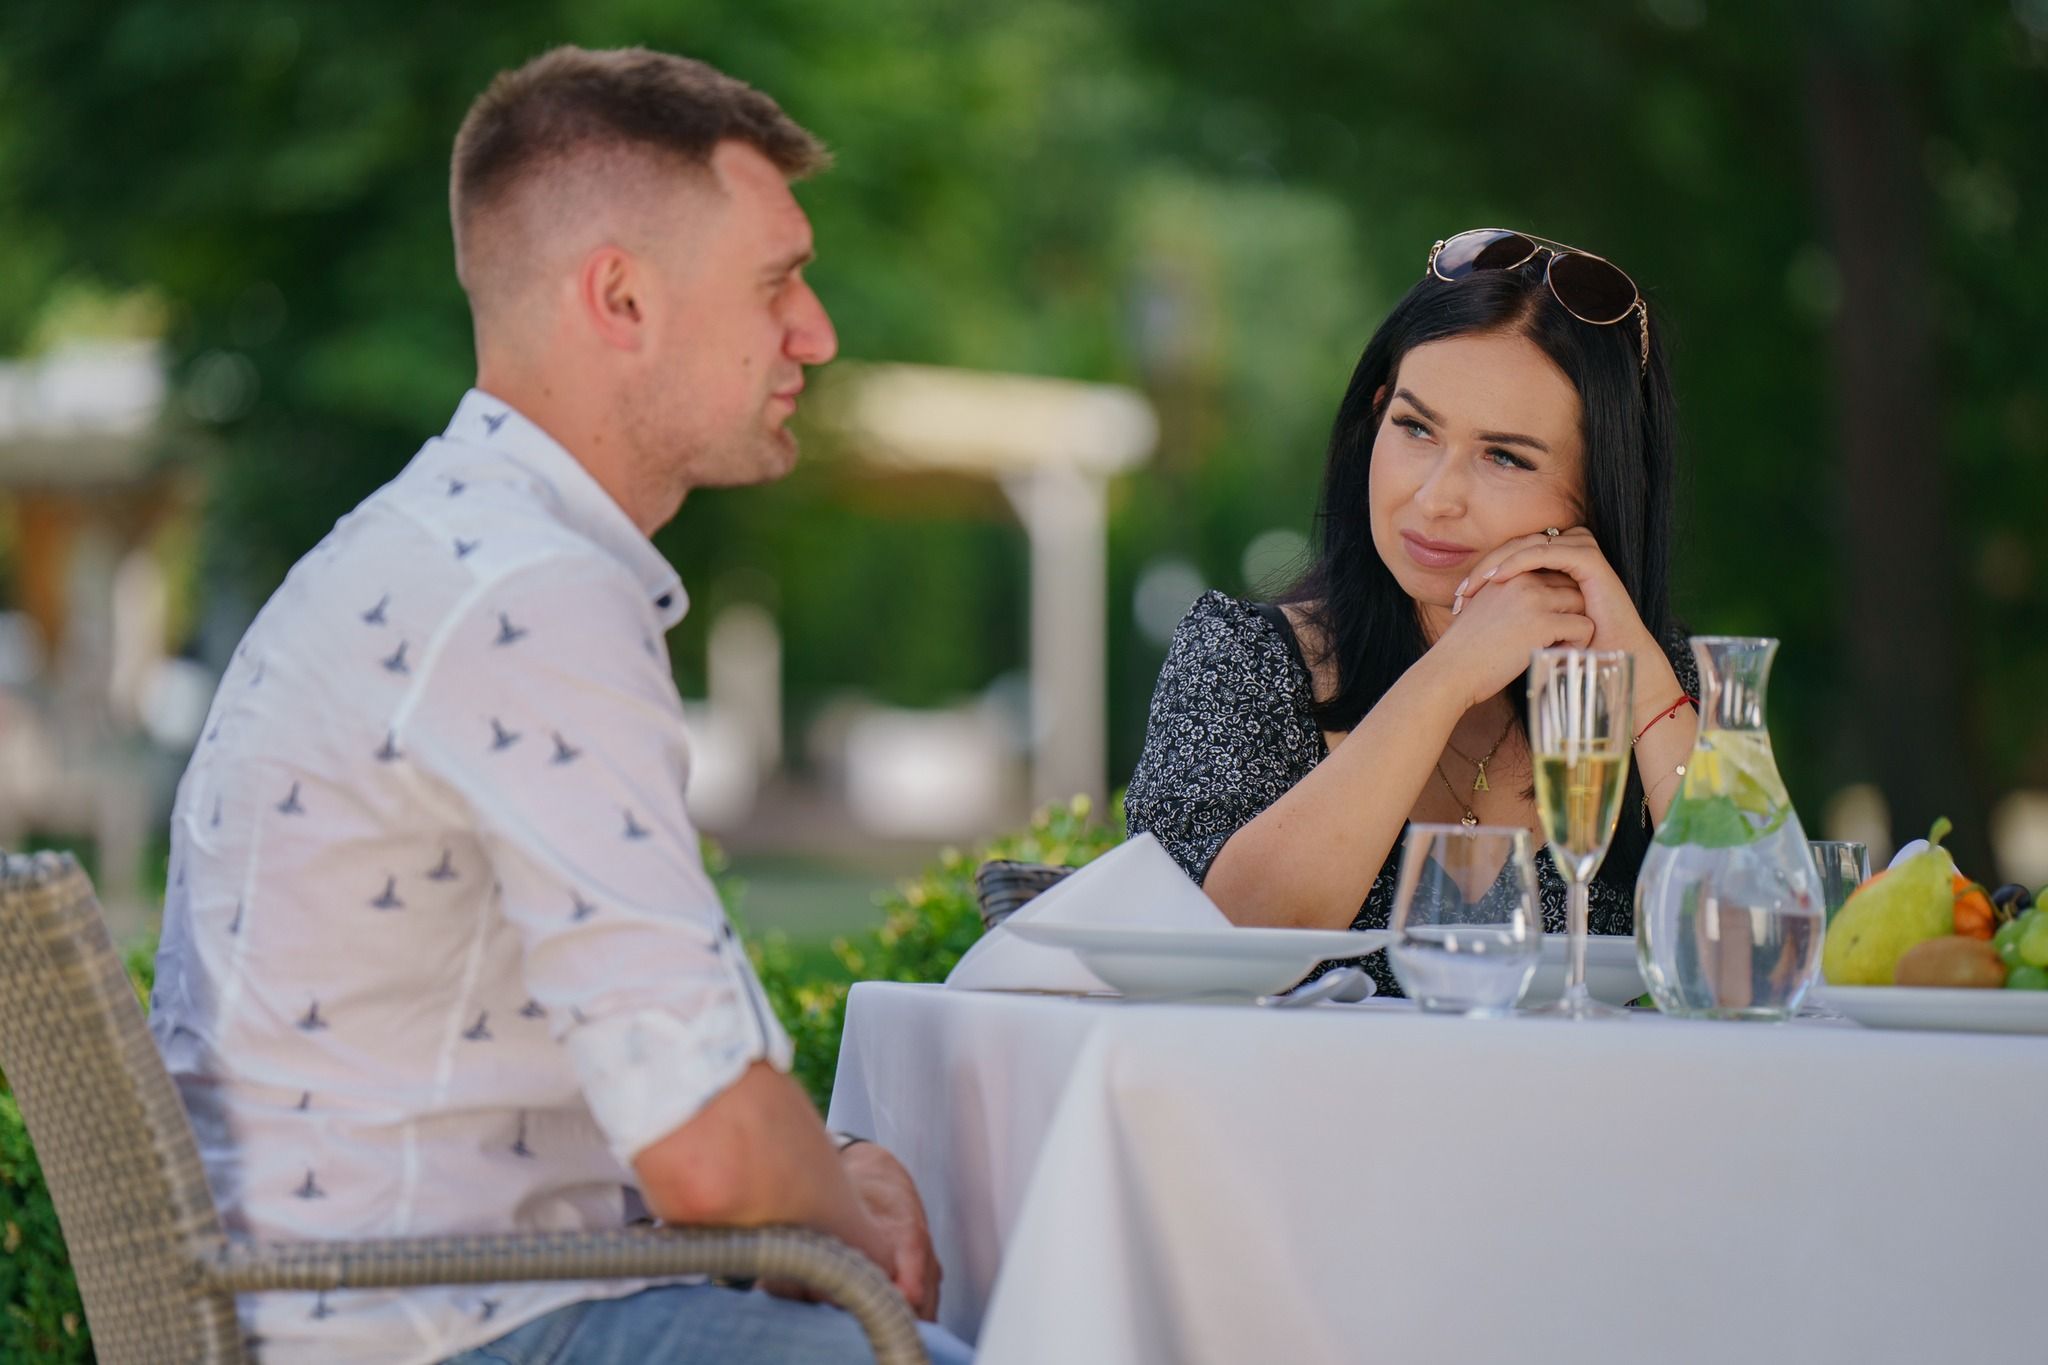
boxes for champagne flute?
[1527,648,1633,1020]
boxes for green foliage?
[0,1097,90,1362]
[749,795,1124,1109]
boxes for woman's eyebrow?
[1392,388,1443,425]
[1475,428,1551,453]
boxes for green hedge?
[747,795,1121,1108]
[0,797,1119,1359]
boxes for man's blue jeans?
[444,1283,975,1364]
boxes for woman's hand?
[1454,527,1685,714]
[1429,566,1595,711]
[1454,527,1652,657]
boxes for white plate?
[1810,985,2048,1035]
[1002,922,1389,999]
[1523,934,1645,1008]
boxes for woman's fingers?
[1481,542,1594,593]
[1556,613,1598,648]
[1453,569,1584,620]
[1454,528,1591,612]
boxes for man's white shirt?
[151,391,793,1364]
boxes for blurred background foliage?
[0,0,2043,869]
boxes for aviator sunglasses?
[1426,228,1649,373]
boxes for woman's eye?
[1395,418,1430,439]
[1486,448,1533,471]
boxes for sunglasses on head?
[1425,228,1650,374]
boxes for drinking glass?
[1527,648,1634,1020]
[1808,841,1872,925]
[1388,823,1542,1016]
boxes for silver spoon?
[1257,965,1374,1008]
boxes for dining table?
[826,980,2047,1364]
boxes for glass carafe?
[1634,637,1821,1020]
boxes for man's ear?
[579,246,646,351]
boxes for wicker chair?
[0,852,927,1365]
[971,860,1073,932]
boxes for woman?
[1125,229,1700,997]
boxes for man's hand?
[758,1138,942,1319]
[839,1141,942,1320]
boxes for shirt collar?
[444,389,688,629]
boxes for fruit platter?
[1812,818,2048,1035]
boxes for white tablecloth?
[827,982,2047,1364]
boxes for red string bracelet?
[1634,694,1697,746]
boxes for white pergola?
[0,340,175,937]
[822,363,1158,808]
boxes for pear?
[1822,819,1958,986]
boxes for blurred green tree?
[1,0,2041,862]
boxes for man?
[150,45,970,1364]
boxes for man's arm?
[631,1061,939,1318]
[404,556,939,1314]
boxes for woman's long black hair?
[1282,257,1680,881]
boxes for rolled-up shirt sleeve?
[402,552,791,1163]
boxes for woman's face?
[1367,330,1586,622]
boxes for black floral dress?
[1124,591,1699,998]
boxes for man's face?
[631,140,837,504]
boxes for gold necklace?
[1443,715,1516,793]
[1432,762,1483,826]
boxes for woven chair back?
[0,852,245,1363]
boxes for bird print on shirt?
[494,613,527,646]
[478,1298,502,1323]
[511,1112,535,1159]
[454,537,480,560]
[518,999,546,1020]
[381,641,410,675]
[362,594,389,626]
[550,732,581,765]
[462,1012,492,1042]
[276,783,306,816]
[210,794,223,829]
[623,810,650,840]
[370,876,404,911]
[228,901,244,935]
[297,1001,328,1031]
[250,660,266,687]
[296,1091,312,1112]
[426,849,458,881]
[571,892,597,922]
[294,1169,326,1200]
[483,410,509,435]
[374,732,403,763]
[446,476,467,497]
[310,1292,335,1321]
[489,718,521,751]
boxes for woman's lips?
[1400,532,1476,570]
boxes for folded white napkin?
[944,833,1232,992]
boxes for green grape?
[2003,964,2048,991]
[1994,918,2025,953]
[2020,916,2048,970]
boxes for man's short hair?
[450,46,828,291]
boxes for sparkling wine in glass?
[1527,648,1633,1019]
